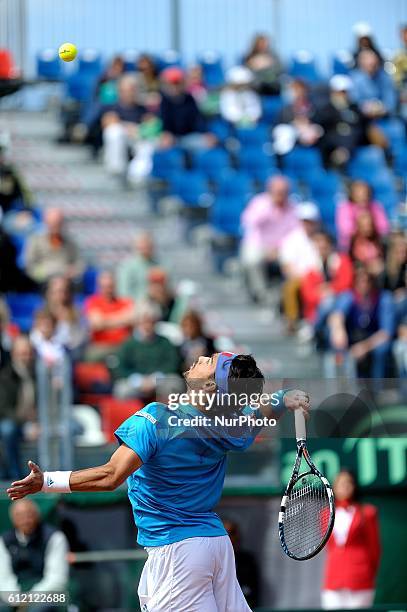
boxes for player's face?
[184,353,219,385]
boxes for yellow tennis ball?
[58,42,77,62]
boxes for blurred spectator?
[336,180,389,251]
[393,313,407,380]
[223,519,260,609]
[112,301,180,399]
[322,469,380,609]
[273,79,322,154]
[301,231,354,324]
[352,21,384,64]
[84,271,135,361]
[219,66,262,126]
[76,74,147,173]
[241,175,299,305]
[279,202,320,332]
[0,299,11,370]
[349,211,385,276]
[117,231,157,301]
[315,75,366,168]
[25,207,84,286]
[30,309,66,368]
[159,67,212,148]
[0,336,35,479]
[147,267,181,322]
[45,276,88,360]
[180,310,215,370]
[379,231,407,297]
[0,210,37,293]
[243,33,282,95]
[0,154,32,214]
[0,499,69,607]
[94,55,125,105]
[327,266,395,378]
[351,49,397,119]
[136,53,160,107]
[186,65,208,105]
[393,24,407,120]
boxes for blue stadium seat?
[37,49,62,80]
[65,73,96,102]
[370,170,399,215]
[6,293,44,333]
[217,170,253,198]
[377,118,406,154]
[170,171,212,208]
[235,124,269,147]
[83,266,99,295]
[198,52,224,88]
[347,146,387,178]
[78,50,103,76]
[261,96,284,124]
[210,195,248,238]
[237,147,277,183]
[306,169,341,198]
[332,50,354,75]
[157,50,182,72]
[192,148,231,182]
[289,51,321,83]
[315,195,337,235]
[207,118,231,142]
[282,147,323,179]
[394,146,407,178]
[151,148,184,181]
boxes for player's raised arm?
[7,444,142,500]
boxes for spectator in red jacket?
[301,231,354,323]
[322,469,381,609]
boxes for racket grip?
[295,409,307,441]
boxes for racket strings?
[282,473,331,558]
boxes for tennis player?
[7,352,310,612]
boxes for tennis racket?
[278,410,335,561]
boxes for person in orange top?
[301,231,354,323]
[322,469,381,610]
[84,271,136,361]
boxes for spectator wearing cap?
[240,175,299,305]
[279,202,320,332]
[351,49,397,119]
[84,271,136,361]
[112,301,181,400]
[25,207,84,286]
[336,180,389,252]
[159,67,213,150]
[219,66,262,126]
[243,33,283,95]
[273,79,322,155]
[117,231,158,302]
[327,266,395,379]
[315,75,367,168]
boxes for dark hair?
[314,230,334,245]
[336,467,359,500]
[228,354,265,399]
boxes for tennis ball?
[58,42,77,62]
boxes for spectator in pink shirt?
[336,180,390,251]
[240,175,299,304]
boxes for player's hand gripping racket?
[278,410,335,560]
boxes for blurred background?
[0,0,406,610]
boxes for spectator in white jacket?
[220,66,262,126]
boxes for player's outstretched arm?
[7,444,142,500]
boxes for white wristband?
[42,471,72,493]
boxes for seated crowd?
[1,25,407,478]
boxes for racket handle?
[295,409,307,441]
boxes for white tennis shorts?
[138,535,252,612]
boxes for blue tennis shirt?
[115,401,263,547]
